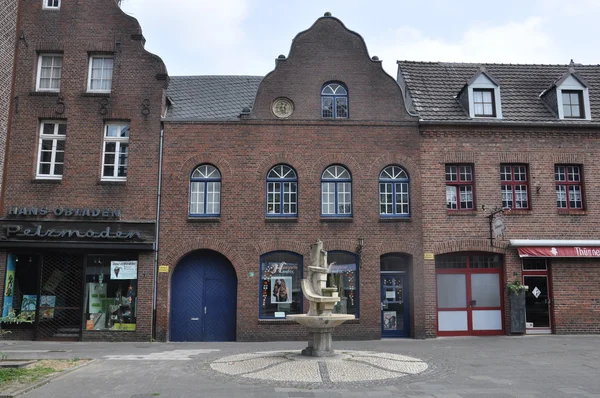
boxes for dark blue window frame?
[327,251,360,318]
[189,164,221,217]
[321,82,349,119]
[266,164,298,217]
[379,165,410,217]
[258,251,303,319]
[321,165,352,217]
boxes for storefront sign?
[3,225,142,240]
[518,246,600,258]
[111,261,138,279]
[7,206,121,219]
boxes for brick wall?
[421,125,600,336]
[0,0,18,197]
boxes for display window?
[84,255,137,331]
[327,251,359,316]
[259,252,302,319]
[2,254,40,323]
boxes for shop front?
[0,214,155,341]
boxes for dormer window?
[473,89,496,117]
[561,90,584,119]
[457,67,502,119]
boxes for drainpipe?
[152,123,164,341]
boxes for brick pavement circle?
[210,350,428,384]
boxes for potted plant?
[507,280,528,334]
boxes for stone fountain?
[287,240,355,357]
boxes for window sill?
[97,180,126,185]
[446,210,477,216]
[29,91,59,97]
[31,178,61,184]
[320,217,353,223]
[265,217,297,223]
[557,209,587,215]
[379,217,411,222]
[188,217,220,223]
[82,92,110,97]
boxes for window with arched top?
[321,165,351,216]
[321,82,348,119]
[189,164,221,216]
[267,164,298,216]
[379,165,410,216]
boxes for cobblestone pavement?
[0,335,597,397]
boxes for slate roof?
[165,75,263,121]
[397,61,600,123]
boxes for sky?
[120,0,600,78]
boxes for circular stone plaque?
[272,97,294,118]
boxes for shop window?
[446,164,474,210]
[327,251,359,316]
[555,165,583,209]
[259,252,302,319]
[267,164,297,216]
[321,165,352,216]
[84,255,137,331]
[501,164,529,209]
[522,258,547,271]
[36,54,62,91]
[101,123,129,181]
[2,254,40,323]
[37,121,66,179]
[87,56,113,93]
[189,164,221,216]
[379,165,409,216]
[321,82,348,118]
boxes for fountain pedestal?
[287,240,355,357]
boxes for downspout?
[152,122,164,341]
[0,0,23,215]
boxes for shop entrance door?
[380,273,409,337]
[170,250,237,342]
[436,253,504,336]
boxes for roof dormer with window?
[457,67,503,119]
[541,68,591,120]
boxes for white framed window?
[88,56,114,93]
[321,165,352,216]
[101,123,129,181]
[37,121,66,179]
[467,72,502,119]
[42,0,60,9]
[556,75,591,120]
[36,54,62,92]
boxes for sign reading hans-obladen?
[0,220,155,249]
[7,206,121,218]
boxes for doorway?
[522,258,552,334]
[170,250,237,342]
[380,254,411,337]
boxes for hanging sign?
[492,217,506,239]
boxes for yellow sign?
[158,265,169,273]
[424,253,435,260]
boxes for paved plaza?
[0,335,598,397]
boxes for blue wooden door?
[170,251,237,342]
[381,273,410,337]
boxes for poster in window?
[110,261,137,280]
[271,276,292,304]
[383,311,397,330]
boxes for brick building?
[157,14,425,342]
[398,61,600,336]
[0,0,167,341]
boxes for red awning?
[518,246,600,258]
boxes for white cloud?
[374,17,555,77]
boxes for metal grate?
[36,254,84,340]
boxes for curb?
[0,358,96,398]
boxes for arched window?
[321,165,351,216]
[321,82,348,119]
[267,165,297,216]
[189,164,221,216]
[259,251,303,319]
[327,251,359,316]
[379,165,410,216]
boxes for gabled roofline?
[466,66,500,86]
